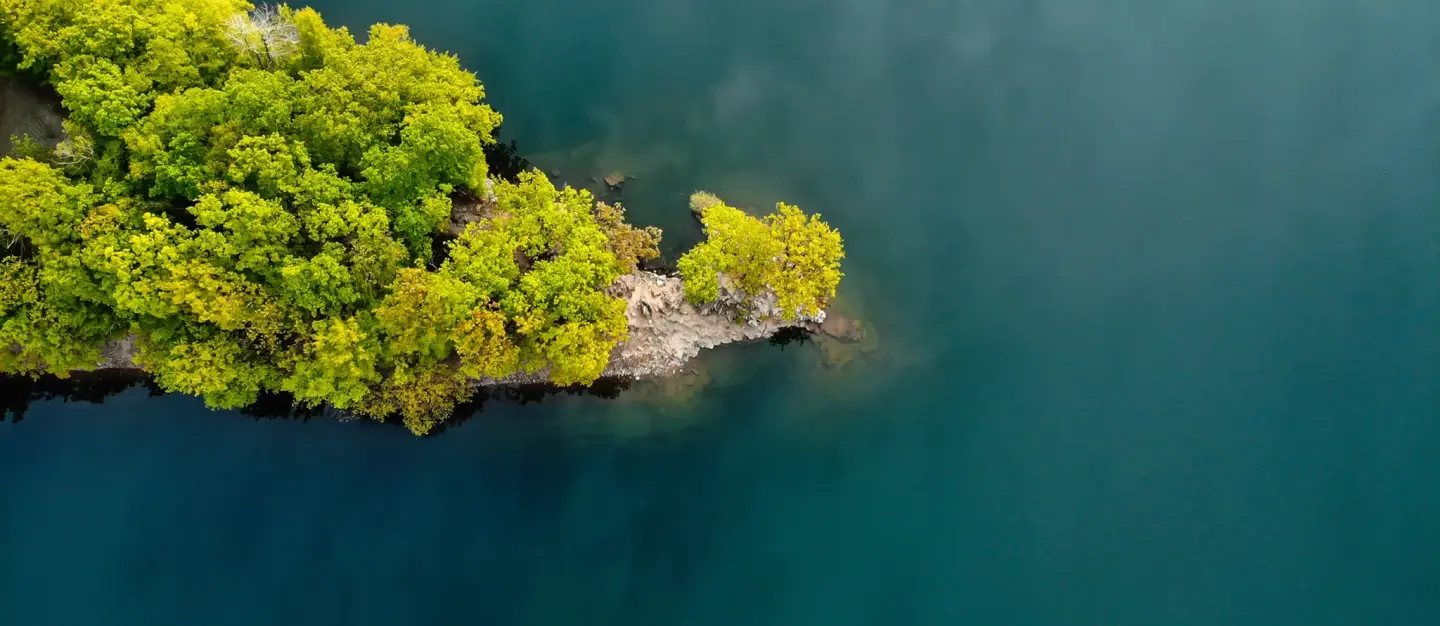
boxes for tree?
[282,316,382,409]
[679,198,780,299]
[355,359,471,435]
[136,334,277,409]
[1,0,249,137]
[373,268,480,364]
[225,5,300,68]
[444,222,520,300]
[676,242,727,304]
[764,203,845,319]
[0,157,94,249]
[594,201,661,273]
[0,257,111,376]
[452,306,519,380]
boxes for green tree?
[452,306,519,380]
[276,244,361,316]
[355,359,470,435]
[282,316,382,409]
[444,221,520,299]
[764,203,845,319]
[0,157,94,249]
[594,201,661,273]
[0,257,111,376]
[136,334,277,409]
[373,268,480,364]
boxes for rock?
[818,313,865,343]
[95,335,137,370]
[448,179,502,236]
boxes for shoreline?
[78,269,864,383]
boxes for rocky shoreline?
[84,269,865,384]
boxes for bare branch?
[225,5,299,66]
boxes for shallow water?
[4,0,1440,624]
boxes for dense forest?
[0,0,843,433]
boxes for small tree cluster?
[594,201,662,273]
[678,192,844,320]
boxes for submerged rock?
[819,313,865,343]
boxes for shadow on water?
[483,126,532,183]
[0,334,847,434]
[425,377,634,435]
[235,377,634,435]
[0,371,640,434]
[767,326,813,350]
[0,371,155,423]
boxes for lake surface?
[4,0,1440,623]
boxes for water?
[4,0,1440,623]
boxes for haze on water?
[3,0,1439,624]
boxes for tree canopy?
[0,1,844,434]
[679,192,844,320]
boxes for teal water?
[4,0,1440,623]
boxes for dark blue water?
[4,0,1440,623]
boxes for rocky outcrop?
[602,271,826,379]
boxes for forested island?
[0,1,847,434]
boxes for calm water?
[4,0,1440,623]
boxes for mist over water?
[3,0,1440,624]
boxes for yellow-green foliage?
[452,307,519,380]
[281,316,381,409]
[0,256,108,376]
[0,1,643,434]
[355,360,471,436]
[765,203,846,318]
[457,172,631,385]
[134,334,278,409]
[679,193,844,320]
[594,201,661,273]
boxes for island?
[0,1,854,434]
